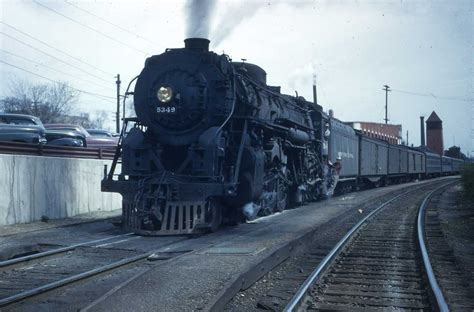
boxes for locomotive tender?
[102,38,463,235]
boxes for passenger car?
[0,113,86,146]
[0,113,47,144]
[45,124,118,148]
[86,129,117,138]
[44,129,86,147]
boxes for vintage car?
[0,113,86,146]
[0,114,47,144]
[44,129,86,147]
[45,124,118,148]
[86,129,117,138]
[0,123,47,144]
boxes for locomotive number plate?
[156,106,176,113]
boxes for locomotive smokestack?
[420,116,425,146]
[184,38,210,52]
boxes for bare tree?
[59,110,109,129]
[0,78,78,123]
[89,110,109,129]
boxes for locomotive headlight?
[157,86,173,103]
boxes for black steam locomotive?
[102,38,336,235]
[102,38,462,235]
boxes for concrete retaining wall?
[0,154,121,226]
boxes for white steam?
[211,3,265,47]
[242,202,260,220]
[185,0,215,38]
[185,0,265,46]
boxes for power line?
[0,31,112,84]
[0,48,112,91]
[0,21,114,77]
[391,88,473,102]
[33,1,149,55]
[0,60,116,103]
[64,1,163,49]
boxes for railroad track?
[0,233,188,307]
[0,232,134,269]
[284,180,459,311]
[422,184,474,310]
[2,178,466,310]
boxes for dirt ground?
[438,184,474,286]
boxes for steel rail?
[417,182,457,312]
[0,251,148,307]
[283,180,455,311]
[283,191,409,311]
[0,233,133,268]
[0,236,189,307]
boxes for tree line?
[0,78,108,129]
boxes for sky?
[0,0,472,154]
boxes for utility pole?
[383,85,391,124]
[406,130,409,146]
[115,74,121,133]
[312,74,318,105]
[420,116,425,146]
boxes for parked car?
[45,124,118,149]
[86,129,117,138]
[0,113,47,144]
[0,113,87,147]
[0,113,43,126]
[0,123,47,144]
[44,129,86,147]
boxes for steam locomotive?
[102,38,462,235]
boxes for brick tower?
[426,111,444,155]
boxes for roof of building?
[348,121,402,127]
[426,111,442,122]
[415,145,436,153]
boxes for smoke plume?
[185,0,215,38]
[211,2,265,47]
[185,0,266,46]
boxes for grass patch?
[461,163,474,199]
